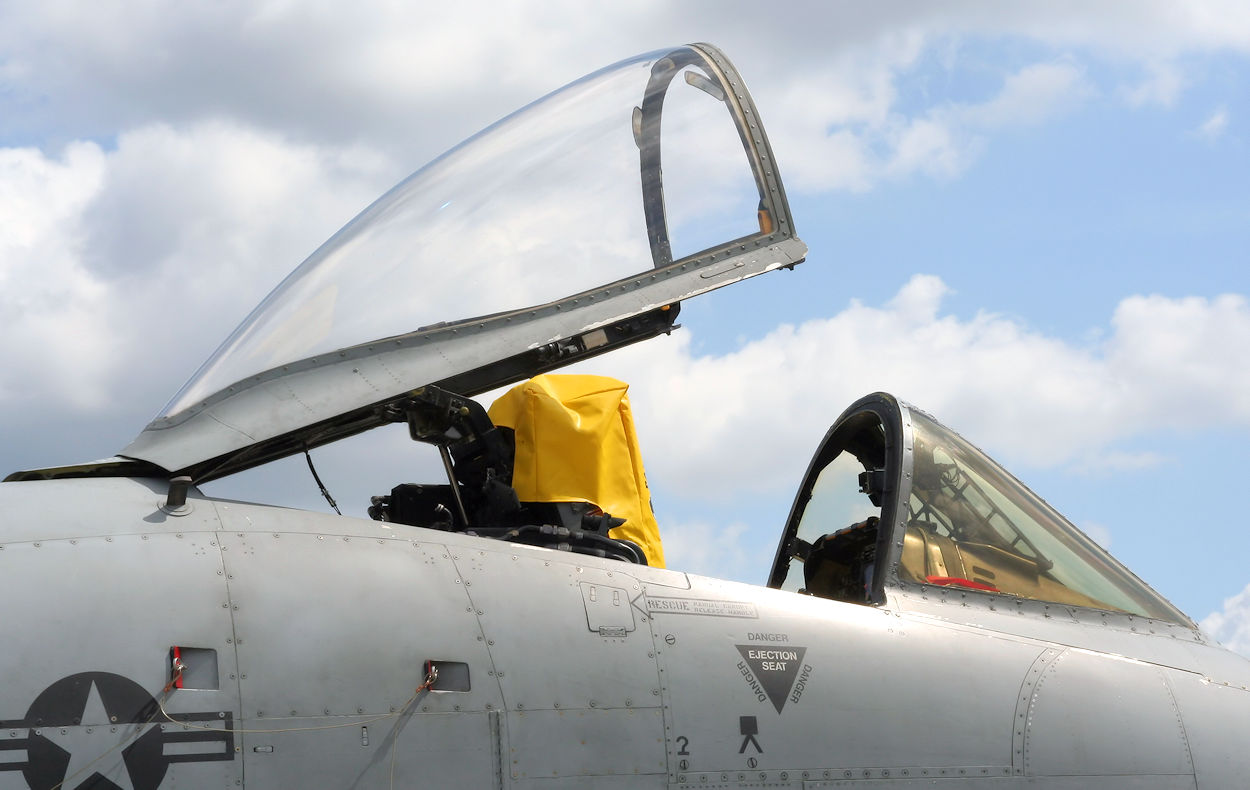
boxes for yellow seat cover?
[488,374,664,568]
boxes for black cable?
[304,447,341,515]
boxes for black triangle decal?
[736,644,807,713]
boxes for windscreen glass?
[898,410,1187,624]
[162,47,763,418]
[659,68,762,261]
[778,412,885,601]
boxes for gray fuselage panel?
[1,477,1247,789]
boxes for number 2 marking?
[676,735,690,756]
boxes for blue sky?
[1,2,1247,646]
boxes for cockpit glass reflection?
[160,46,769,419]
[660,65,762,261]
[779,412,886,604]
[899,410,1186,623]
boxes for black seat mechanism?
[368,385,646,564]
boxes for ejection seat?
[488,374,664,568]
[368,374,663,567]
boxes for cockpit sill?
[888,582,1204,643]
[871,583,1250,692]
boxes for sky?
[2,2,1248,650]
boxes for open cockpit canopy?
[111,44,804,481]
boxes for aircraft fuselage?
[1,476,1246,789]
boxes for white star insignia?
[44,680,146,790]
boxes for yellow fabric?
[488,374,665,568]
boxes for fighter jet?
[2,43,1247,790]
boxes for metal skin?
[3,45,1250,790]
[2,437,1249,789]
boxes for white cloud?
[768,71,883,193]
[1122,61,1186,108]
[776,58,1095,190]
[1080,522,1113,549]
[0,142,103,249]
[0,124,395,415]
[588,276,1250,501]
[1202,582,1250,657]
[1105,292,1250,429]
[942,1,1250,59]
[0,142,111,409]
[889,59,1093,179]
[963,61,1095,129]
[885,116,973,180]
[1072,450,1167,474]
[660,520,756,581]
[0,1,656,157]
[1195,106,1230,140]
[82,122,391,280]
[1,1,1240,195]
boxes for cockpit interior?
[768,394,1189,625]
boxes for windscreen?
[161,47,763,418]
[898,410,1188,624]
